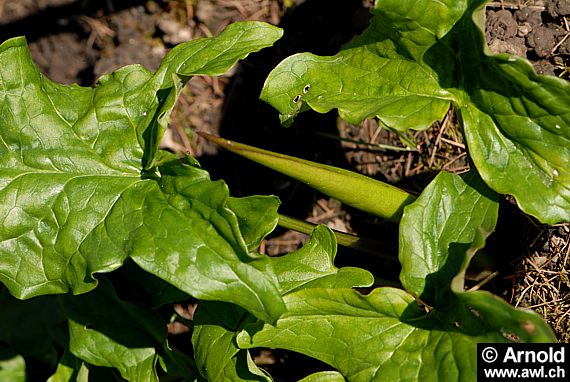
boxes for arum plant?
[199,134,555,381]
[0,22,288,380]
[0,22,286,322]
[0,16,558,382]
[261,0,570,225]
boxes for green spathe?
[0,22,285,323]
[199,133,416,222]
[261,0,570,224]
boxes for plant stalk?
[277,214,396,261]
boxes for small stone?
[517,22,532,37]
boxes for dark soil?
[0,0,568,380]
[486,0,570,76]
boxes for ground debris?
[511,222,570,342]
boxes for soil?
[486,0,570,76]
[0,0,568,379]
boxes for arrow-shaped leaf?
[271,224,373,294]
[0,22,285,323]
[261,0,570,224]
[235,172,555,381]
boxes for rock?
[517,22,533,37]
[157,15,193,45]
[527,25,561,57]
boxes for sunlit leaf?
[237,172,555,381]
[262,0,570,223]
[399,171,499,305]
[272,224,373,294]
[0,22,285,322]
[0,348,25,382]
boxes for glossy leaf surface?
[192,225,370,381]
[237,173,555,381]
[62,280,167,382]
[227,195,280,252]
[271,225,373,294]
[192,302,270,382]
[237,286,554,382]
[46,352,85,382]
[0,23,285,322]
[261,0,570,224]
[299,371,345,382]
[399,171,499,305]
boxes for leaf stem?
[277,214,396,261]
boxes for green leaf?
[236,288,430,381]
[261,0,570,224]
[237,286,555,382]
[459,2,570,224]
[75,364,90,382]
[227,195,280,252]
[68,319,157,382]
[49,360,116,382]
[277,214,395,258]
[142,22,283,168]
[0,23,285,323]
[260,0,457,129]
[199,133,416,222]
[192,225,370,382]
[192,302,271,382]
[106,260,190,309]
[157,347,201,382]
[272,225,373,294]
[131,160,284,322]
[399,171,499,305]
[0,348,25,382]
[62,278,200,381]
[62,279,168,382]
[299,371,345,382]
[47,351,83,382]
[236,171,554,381]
